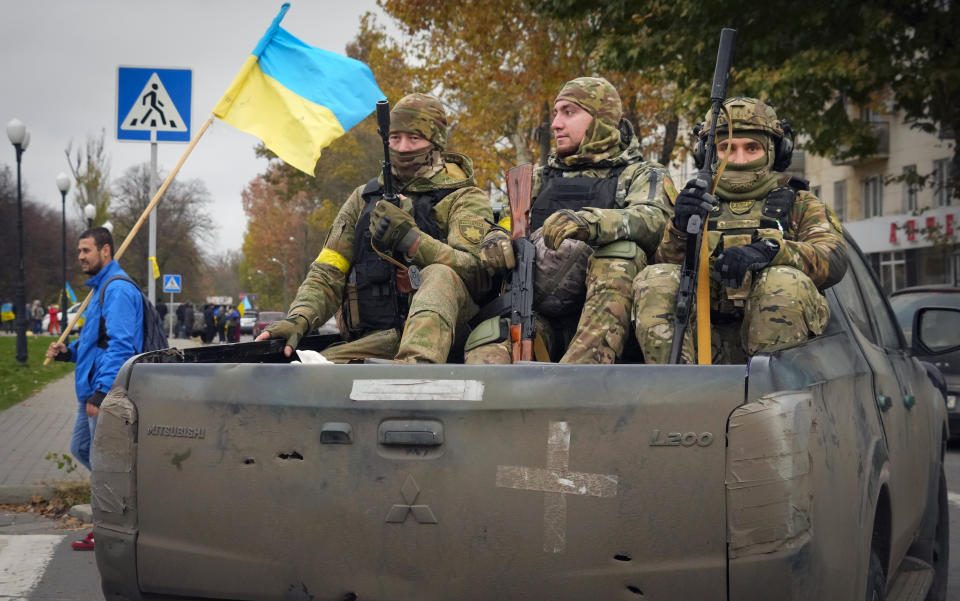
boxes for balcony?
[831,121,890,166]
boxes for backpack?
[98,275,169,353]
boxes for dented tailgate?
[130,362,746,601]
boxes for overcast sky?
[1,0,383,253]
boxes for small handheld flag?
[214,3,386,175]
[65,282,77,304]
[149,256,161,280]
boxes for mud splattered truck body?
[92,238,949,600]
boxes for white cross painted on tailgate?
[495,421,618,553]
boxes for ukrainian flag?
[214,3,385,175]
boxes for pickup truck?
[91,234,950,601]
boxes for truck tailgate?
[132,362,745,601]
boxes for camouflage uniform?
[633,97,848,364]
[271,94,492,363]
[466,77,675,364]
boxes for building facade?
[804,109,958,293]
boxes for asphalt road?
[3,445,960,600]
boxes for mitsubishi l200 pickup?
[91,234,950,601]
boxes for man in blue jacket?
[45,227,143,550]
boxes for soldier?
[256,93,492,363]
[633,96,848,364]
[466,76,676,364]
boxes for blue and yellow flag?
[65,282,77,304]
[213,3,385,175]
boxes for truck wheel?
[925,467,949,601]
[866,549,885,601]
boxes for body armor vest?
[344,178,452,336]
[708,176,809,241]
[530,165,627,231]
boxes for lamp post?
[7,119,30,364]
[270,257,289,309]
[56,173,71,336]
[102,220,113,233]
[84,203,96,227]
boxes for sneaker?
[71,531,94,551]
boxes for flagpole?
[44,115,215,366]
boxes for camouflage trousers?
[632,263,830,364]
[465,252,646,364]
[322,264,476,363]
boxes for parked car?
[92,233,949,600]
[240,310,258,335]
[890,285,960,439]
[41,302,84,333]
[251,311,285,337]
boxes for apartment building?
[804,109,958,292]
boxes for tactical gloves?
[673,178,718,232]
[264,315,311,352]
[479,227,515,276]
[541,209,595,250]
[370,200,420,254]
[713,239,780,288]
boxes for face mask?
[390,146,441,183]
[716,133,777,196]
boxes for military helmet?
[390,93,449,149]
[531,228,593,318]
[693,96,795,171]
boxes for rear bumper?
[95,526,141,601]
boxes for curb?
[69,503,93,522]
[0,485,55,504]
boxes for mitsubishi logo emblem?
[385,475,438,524]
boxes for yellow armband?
[315,248,350,274]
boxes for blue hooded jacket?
[67,260,144,405]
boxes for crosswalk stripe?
[0,535,65,598]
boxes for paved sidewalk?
[0,337,209,502]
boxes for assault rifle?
[376,100,398,205]
[506,163,535,362]
[374,99,421,290]
[668,28,737,364]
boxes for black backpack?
[98,275,169,353]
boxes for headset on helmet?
[692,97,795,172]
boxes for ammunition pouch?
[464,316,509,352]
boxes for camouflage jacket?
[654,177,848,289]
[287,152,493,331]
[534,133,676,258]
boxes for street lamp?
[7,119,30,364]
[102,220,113,233]
[270,257,289,309]
[56,173,71,336]
[83,203,96,227]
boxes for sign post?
[118,67,192,308]
[162,274,182,338]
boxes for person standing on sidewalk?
[45,227,144,551]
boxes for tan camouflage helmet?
[700,96,785,139]
[555,77,623,127]
[390,93,448,150]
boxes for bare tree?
[111,163,215,297]
[65,129,111,225]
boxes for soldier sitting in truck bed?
[256,93,493,363]
[633,97,848,364]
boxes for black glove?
[672,178,717,232]
[713,239,780,288]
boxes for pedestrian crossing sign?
[117,67,191,142]
[162,274,182,293]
